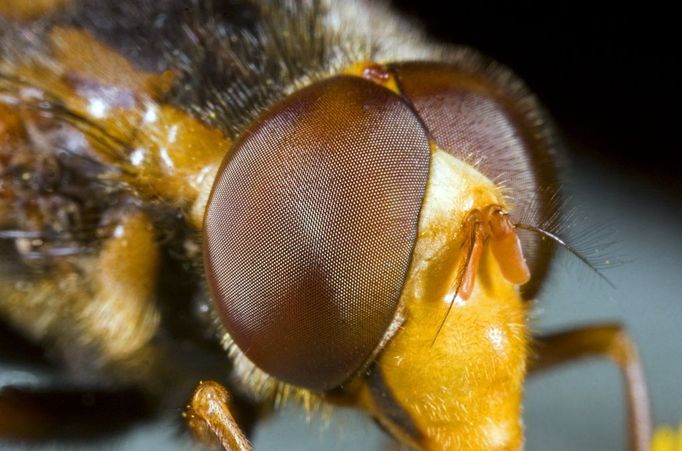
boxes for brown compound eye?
[389,61,559,298]
[203,76,431,391]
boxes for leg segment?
[185,380,251,451]
[528,323,651,451]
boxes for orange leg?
[529,324,652,451]
[185,380,252,451]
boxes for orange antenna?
[432,205,536,345]
[487,208,531,286]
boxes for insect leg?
[528,324,651,451]
[185,380,252,451]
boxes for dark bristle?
[515,222,616,289]
[165,0,365,138]
[430,223,477,346]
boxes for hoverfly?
[0,0,653,450]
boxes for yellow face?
[357,149,528,450]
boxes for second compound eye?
[390,61,559,298]
[203,76,431,391]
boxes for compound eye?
[390,61,558,298]
[203,76,431,390]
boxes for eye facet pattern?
[203,76,431,391]
[390,61,558,298]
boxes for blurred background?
[1,1,680,450]
[392,1,681,198]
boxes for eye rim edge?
[202,74,433,391]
